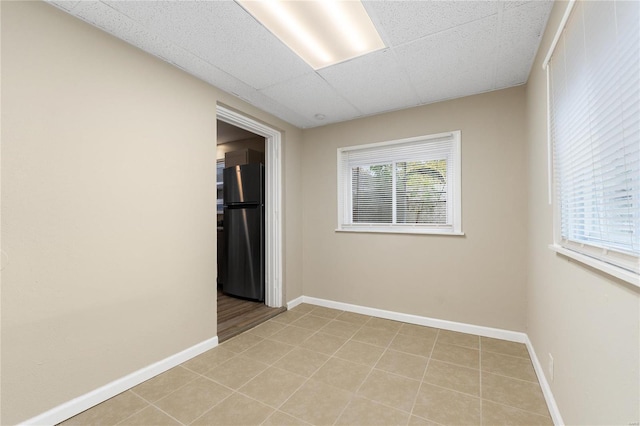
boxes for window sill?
[336,228,465,236]
[548,244,640,287]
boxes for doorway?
[216,105,285,341]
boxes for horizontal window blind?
[548,0,639,273]
[396,159,448,225]
[337,132,461,234]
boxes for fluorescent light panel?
[237,0,385,69]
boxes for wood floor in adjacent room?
[217,289,286,343]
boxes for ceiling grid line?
[491,2,506,89]
[47,0,554,128]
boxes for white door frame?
[216,104,283,308]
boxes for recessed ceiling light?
[237,0,385,70]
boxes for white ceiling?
[47,0,553,129]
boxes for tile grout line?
[321,322,440,418]
[411,354,538,385]
[115,404,186,426]
[180,324,298,426]
[84,305,546,426]
[245,309,543,424]
[300,311,373,424]
[256,312,520,424]
[279,307,368,424]
[480,399,555,420]
[407,328,440,425]
[129,368,200,403]
[245,305,369,424]
[482,369,546,384]
[264,353,552,423]
[477,337,553,421]
[176,343,268,425]
[196,342,301,424]
[110,394,157,426]
[254,308,351,422]
[108,343,244,426]
[146,368,239,426]
[146,401,190,426]
[407,378,481,400]
[331,317,405,426]
[188,328,299,426]
[482,348,532,359]
[185,390,236,425]
[259,411,311,426]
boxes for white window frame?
[543,0,640,287]
[336,131,463,236]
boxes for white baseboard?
[286,296,304,310]
[21,336,219,426]
[300,296,562,425]
[525,336,565,426]
[24,296,564,426]
[301,296,527,343]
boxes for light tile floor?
[60,304,553,425]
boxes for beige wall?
[0,2,302,424]
[5,1,638,424]
[301,87,528,331]
[525,2,640,424]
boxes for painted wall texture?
[1,2,302,423]
[524,2,640,424]
[2,0,638,424]
[301,87,528,332]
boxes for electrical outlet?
[548,353,554,382]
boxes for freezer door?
[223,206,264,301]
[223,164,264,205]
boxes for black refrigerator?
[222,163,265,302]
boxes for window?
[337,131,462,235]
[544,0,639,283]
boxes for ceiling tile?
[76,1,221,82]
[364,0,498,47]
[493,50,534,88]
[48,0,80,12]
[47,0,554,128]
[502,1,533,11]
[167,51,315,128]
[238,90,317,129]
[102,1,178,29]
[260,73,361,126]
[65,1,315,127]
[318,48,420,116]
[106,1,311,90]
[495,1,554,87]
[394,16,498,104]
[73,1,138,40]
[418,77,495,105]
[169,50,252,96]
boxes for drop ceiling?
[47,0,553,129]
